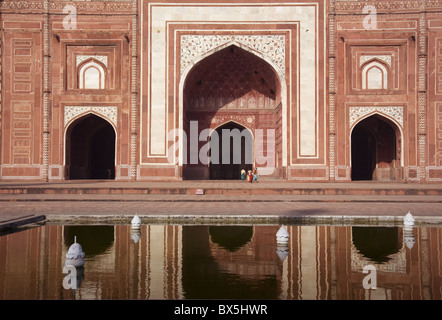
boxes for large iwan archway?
[65,114,116,180]
[182,44,282,180]
[351,115,402,181]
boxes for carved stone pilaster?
[0,10,2,147]
[130,0,139,179]
[42,0,51,180]
[418,0,427,181]
[328,0,336,180]
[419,133,427,179]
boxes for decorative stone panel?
[76,55,108,67]
[64,106,118,128]
[210,115,256,128]
[349,106,403,128]
[180,35,286,76]
[359,55,392,67]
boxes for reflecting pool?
[0,223,441,300]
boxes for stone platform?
[1,180,442,196]
[0,180,441,226]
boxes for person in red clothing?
[247,170,253,182]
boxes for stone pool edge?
[43,214,442,226]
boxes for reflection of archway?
[182,44,282,180]
[209,122,253,180]
[352,227,402,263]
[181,225,279,299]
[64,225,114,257]
[65,114,115,179]
[209,226,253,252]
[351,115,401,181]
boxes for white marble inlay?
[180,35,286,75]
[76,55,108,67]
[64,106,118,127]
[349,106,403,128]
[359,55,391,67]
[146,3,319,158]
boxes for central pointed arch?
[179,43,285,180]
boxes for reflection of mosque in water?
[0,224,441,300]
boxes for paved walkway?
[1,179,442,189]
[0,180,441,225]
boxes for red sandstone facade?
[1,0,442,182]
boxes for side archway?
[65,114,116,179]
[350,114,402,181]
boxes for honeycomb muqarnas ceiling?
[184,45,281,111]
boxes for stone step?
[0,185,441,196]
[0,194,440,203]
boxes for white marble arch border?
[178,40,287,167]
[143,2,321,163]
[64,106,118,128]
[63,106,118,166]
[349,106,404,167]
[180,35,286,76]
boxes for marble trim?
[180,35,286,75]
[64,106,118,128]
[349,106,404,128]
[144,2,320,163]
[359,55,392,67]
[76,55,108,67]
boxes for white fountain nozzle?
[131,214,142,229]
[276,226,289,245]
[403,212,415,227]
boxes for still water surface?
[0,223,441,300]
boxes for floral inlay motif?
[349,106,403,128]
[64,106,118,127]
[180,35,285,75]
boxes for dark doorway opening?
[209,122,253,180]
[351,125,376,180]
[351,115,400,181]
[66,114,115,180]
